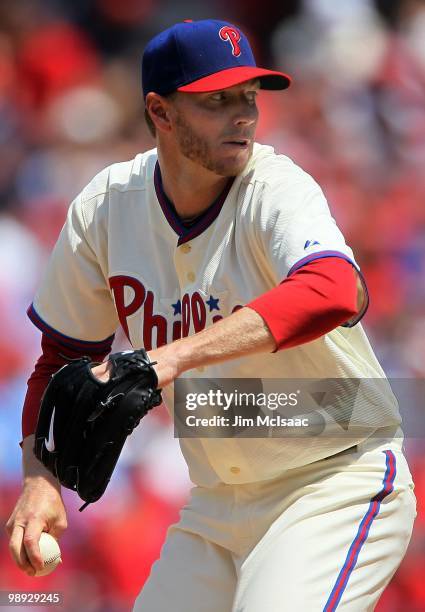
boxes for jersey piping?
[154,161,235,245]
[287,251,370,328]
[27,303,115,352]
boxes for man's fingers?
[8,525,36,575]
[91,361,111,382]
[6,474,67,577]
[48,519,67,540]
[22,524,46,574]
[5,516,13,536]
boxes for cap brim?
[177,66,292,93]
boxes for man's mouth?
[222,139,250,148]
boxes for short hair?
[144,91,177,138]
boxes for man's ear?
[145,93,172,133]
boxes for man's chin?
[210,147,253,177]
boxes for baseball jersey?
[28,143,402,487]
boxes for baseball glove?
[34,349,162,511]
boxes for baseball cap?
[142,19,292,98]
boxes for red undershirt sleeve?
[21,333,112,446]
[246,257,362,352]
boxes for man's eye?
[210,93,226,101]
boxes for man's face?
[169,79,260,176]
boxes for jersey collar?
[154,161,234,245]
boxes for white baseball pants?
[133,436,416,611]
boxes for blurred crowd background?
[0,0,424,610]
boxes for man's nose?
[234,102,258,126]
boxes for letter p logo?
[219,26,242,57]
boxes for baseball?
[34,532,62,577]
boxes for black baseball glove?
[34,349,162,511]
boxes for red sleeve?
[247,257,363,352]
[21,333,112,444]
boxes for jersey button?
[187,271,195,282]
[230,466,240,474]
[181,243,191,254]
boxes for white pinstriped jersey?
[29,143,401,486]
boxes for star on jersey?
[304,240,321,250]
[206,295,220,311]
[172,300,182,315]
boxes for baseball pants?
[133,436,416,611]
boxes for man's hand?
[92,343,183,388]
[147,343,182,387]
[5,435,67,576]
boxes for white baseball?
[34,532,62,577]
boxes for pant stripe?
[323,450,396,611]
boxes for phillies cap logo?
[219,26,242,57]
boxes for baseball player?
[7,19,416,611]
